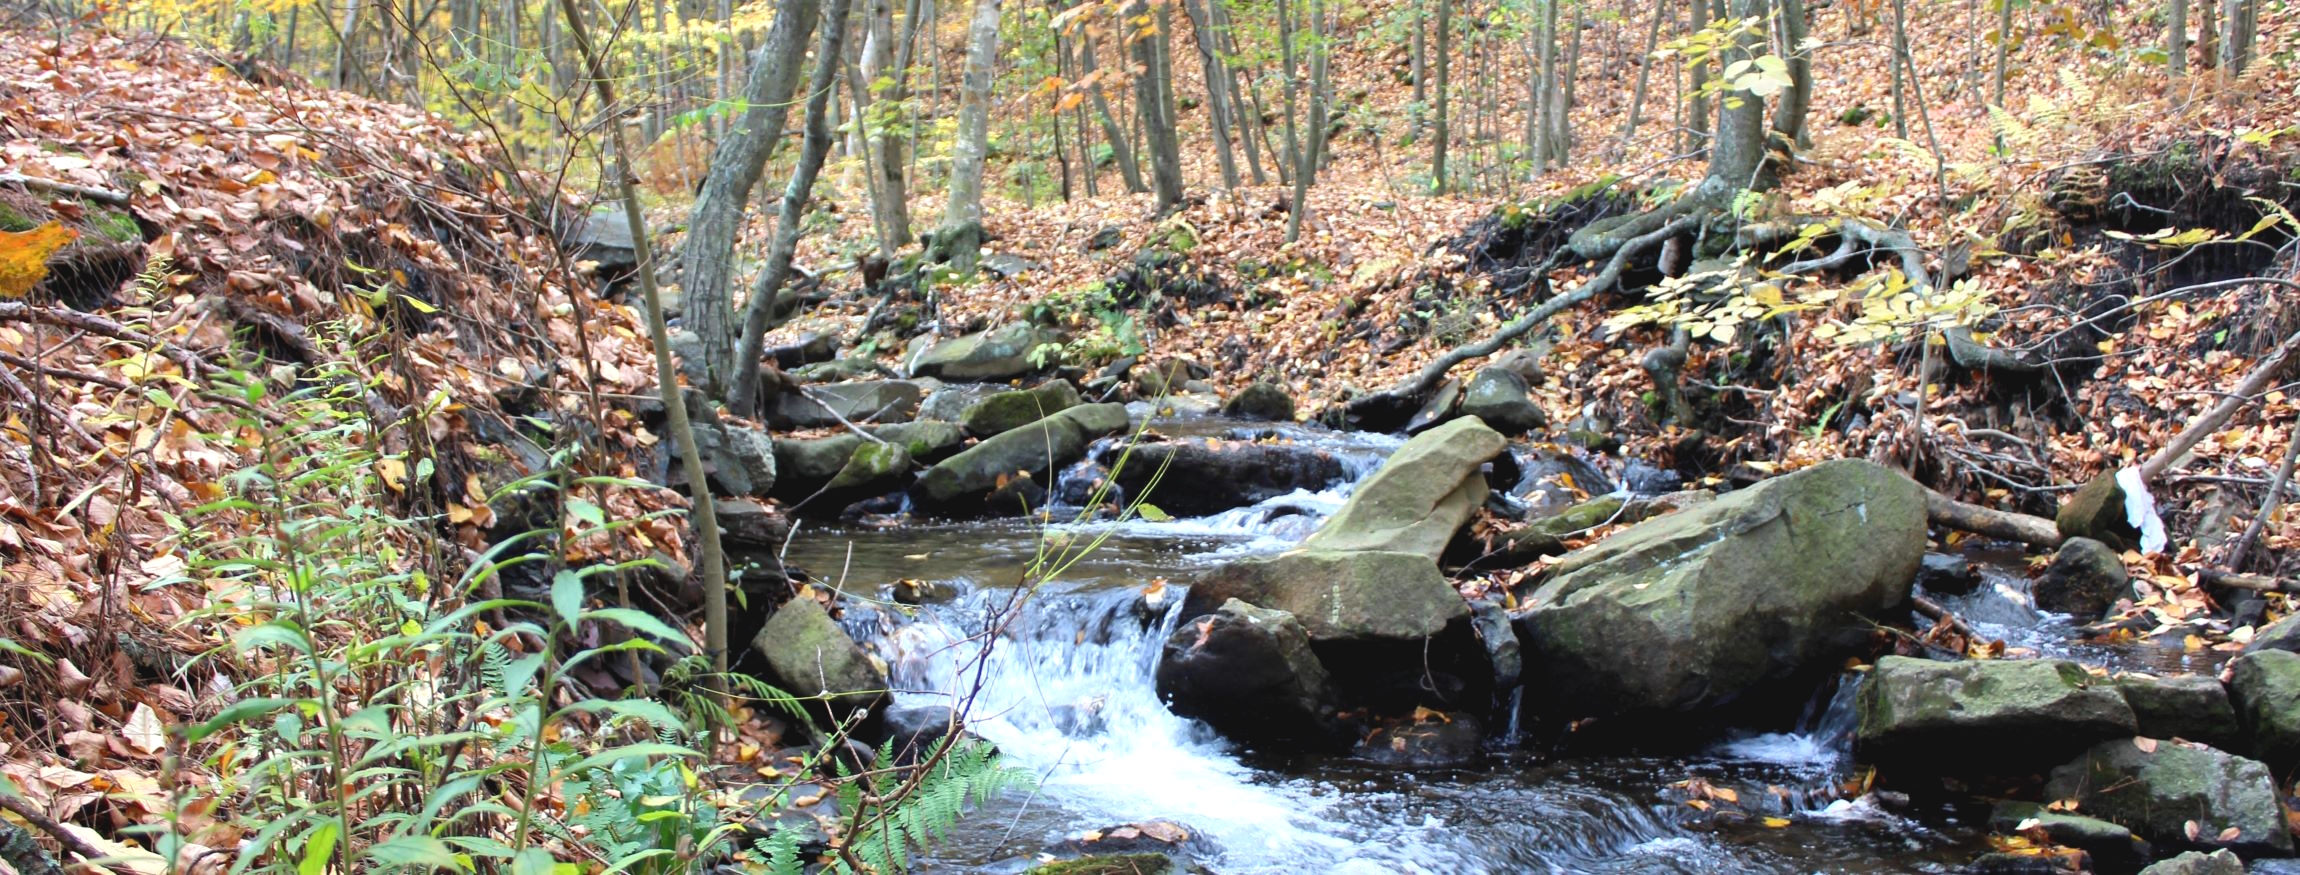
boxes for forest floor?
[0,0,2298,869]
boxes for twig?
[2196,568,2296,593]
[0,302,217,376]
[0,172,130,206]
[789,386,892,447]
[2140,326,2300,482]
[0,351,130,390]
[0,793,106,866]
[2225,430,2300,573]
[0,361,102,452]
[1912,593,1979,640]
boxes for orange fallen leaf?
[0,221,79,298]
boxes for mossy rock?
[1026,854,1176,875]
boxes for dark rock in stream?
[1156,599,1337,745]
[2056,474,2145,552]
[716,499,791,551]
[1353,711,1485,768]
[2138,850,2248,875]
[2032,536,2132,619]
[1507,448,1615,518]
[1516,459,1924,721]
[1857,656,2136,775]
[1457,367,1546,436]
[770,421,965,506]
[751,599,886,719]
[1916,552,1985,596]
[2228,649,2300,773]
[2115,673,2239,748]
[1220,381,1296,422]
[1402,377,1463,434]
[2044,738,2293,857]
[1108,438,1347,516]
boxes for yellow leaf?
[1761,816,1791,828]
[1710,787,1739,804]
[0,222,80,298]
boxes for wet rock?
[1916,552,1985,597]
[2115,673,2239,748]
[2044,739,2292,857]
[1047,697,1110,738]
[1354,711,1484,768]
[1157,599,1335,744]
[716,499,791,551]
[1129,358,1206,398]
[2032,537,2130,619]
[907,322,1059,382]
[1220,381,1297,421]
[913,404,1131,512]
[1458,367,1546,436]
[1029,852,1179,875]
[768,380,925,429]
[881,704,958,764]
[2056,474,2143,552]
[808,441,912,510]
[771,421,965,500]
[766,331,842,369]
[1619,460,1681,495]
[1961,852,2072,874]
[1465,495,1625,569]
[1300,417,1506,560]
[961,380,1081,437]
[1517,460,1924,719]
[1402,378,1462,435]
[1468,597,1521,692]
[1110,438,1347,516]
[2246,612,2300,656]
[1508,448,1616,518]
[1186,551,1468,644]
[1856,656,2136,773]
[918,382,1010,423]
[2228,649,2300,772]
[1987,801,2146,863]
[888,578,959,605]
[751,599,885,717]
[2137,850,2247,875]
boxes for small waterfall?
[1709,673,1866,814]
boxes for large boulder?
[673,420,777,497]
[2032,536,2130,619]
[961,380,1081,437]
[1221,382,1296,421]
[770,421,964,502]
[1185,550,1468,643]
[908,322,1059,382]
[768,381,925,429]
[2228,649,2300,772]
[2116,673,2240,748]
[1514,459,1924,718]
[751,599,886,716]
[2245,612,2300,657]
[1299,416,1506,560]
[2043,739,2292,857]
[1155,599,1336,744]
[1110,439,1347,516]
[1457,367,1546,436]
[1856,656,2136,772]
[913,404,1131,511]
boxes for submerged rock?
[1155,599,1335,744]
[1987,801,2146,863]
[1110,438,1347,516]
[2044,739,2291,857]
[1857,656,2136,772]
[2032,536,2130,619]
[913,404,1131,512]
[1220,382,1296,421]
[1515,459,1923,718]
[1354,711,1484,768]
[1916,552,1984,596]
[1458,366,1546,436]
[716,499,791,550]
[1300,416,1506,560]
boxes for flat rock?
[1300,416,1505,560]
[1857,656,2137,773]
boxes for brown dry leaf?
[2133,736,2158,753]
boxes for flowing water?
[774,418,2017,873]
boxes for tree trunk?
[1686,0,1709,154]
[1410,0,1426,136]
[1286,0,1328,241]
[2167,0,2188,75]
[731,0,858,414]
[1430,0,1451,192]
[2218,0,2255,73]
[855,0,913,252]
[937,0,1001,272]
[675,0,822,398]
[1617,0,1665,157]
[1773,0,1811,146]
[1132,0,1187,212]
[1182,0,1241,190]
[1080,32,1149,193]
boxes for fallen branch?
[1924,487,2062,548]
[2139,325,2300,482]
[1912,593,1981,640]
[0,172,131,206]
[0,793,105,868]
[2225,431,2300,573]
[789,386,892,447]
[0,302,217,376]
[2197,568,2297,594]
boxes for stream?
[770,412,2191,873]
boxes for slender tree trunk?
[2219,0,2255,73]
[335,0,364,91]
[1889,0,1908,138]
[1286,0,1327,240]
[1699,0,1768,200]
[937,0,1001,272]
[732,0,858,414]
[1182,0,1241,190]
[552,0,732,698]
[2167,0,2188,75]
[1774,0,1810,146]
[2199,0,2219,68]
[1080,33,1148,193]
[1210,0,1269,184]
[1410,0,1426,136]
[1132,0,1187,211]
[1618,0,1664,157]
[855,0,913,252]
[1430,0,1450,193]
[1686,0,1709,154]
[675,0,822,398]
[1992,0,2013,105]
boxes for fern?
[830,737,1034,874]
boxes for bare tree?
[933,0,1002,272]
